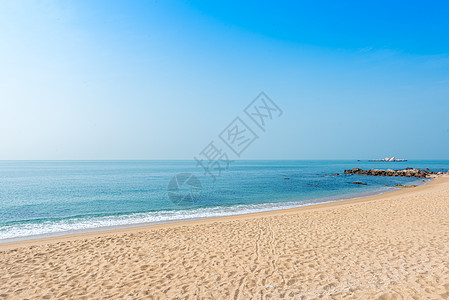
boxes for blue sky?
[1,0,448,159]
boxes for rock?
[395,184,418,188]
[343,168,433,178]
[352,182,368,185]
[332,173,340,176]
[284,178,290,180]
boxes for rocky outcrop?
[395,184,418,188]
[352,181,368,185]
[343,168,435,178]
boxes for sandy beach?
[1,176,449,299]
[3,0,449,298]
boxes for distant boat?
[369,156,407,162]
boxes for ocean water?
[1,160,448,242]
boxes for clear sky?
[1,0,448,160]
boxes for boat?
[369,156,407,162]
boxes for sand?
[1,176,449,299]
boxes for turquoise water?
[1,160,448,241]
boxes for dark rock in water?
[343,168,434,178]
[284,178,290,180]
[308,183,319,186]
[352,182,368,185]
[395,184,418,188]
[332,173,340,176]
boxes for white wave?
[0,185,404,242]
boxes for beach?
[3,0,449,299]
[1,175,449,299]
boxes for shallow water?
[0,160,447,241]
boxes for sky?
[1,0,449,160]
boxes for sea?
[1,160,448,242]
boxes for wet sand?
[1,175,449,299]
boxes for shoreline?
[0,176,438,251]
[0,183,407,244]
[2,175,449,298]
